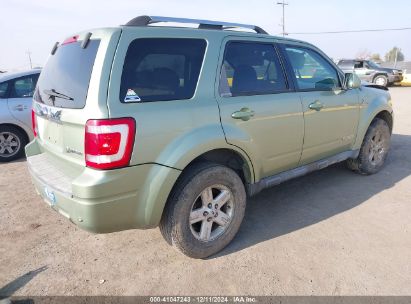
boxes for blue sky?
[1,0,410,70]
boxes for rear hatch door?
[32,29,121,171]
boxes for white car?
[0,69,41,162]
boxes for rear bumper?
[26,141,181,233]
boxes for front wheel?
[373,75,388,87]
[160,162,246,259]
[347,118,391,175]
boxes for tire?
[373,75,388,87]
[347,118,391,175]
[0,126,28,162]
[160,162,246,259]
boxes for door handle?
[13,105,28,111]
[309,101,324,111]
[231,108,255,121]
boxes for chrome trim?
[33,102,62,124]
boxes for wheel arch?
[353,106,393,150]
[375,110,393,134]
[142,146,255,228]
[179,148,254,185]
[0,123,30,144]
[372,73,388,82]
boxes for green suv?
[26,16,393,258]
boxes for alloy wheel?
[0,132,21,158]
[368,130,388,166]
[189,184,234,242]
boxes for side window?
[0,82,8,98]
[354,61,363,68]
[285,46,340,91]
[219,42,287,97]
[10,74,40,98]
[120,38,206,103]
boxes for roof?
[121,15,314,47]
[0,68,41,82]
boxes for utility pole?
[26,50,33,69]
[277,1,288,37]
[394,47,399,68]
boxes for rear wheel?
[0,126,27,162]
[160,162,246,258]
[373,75,388,87]
[347,118,391,175]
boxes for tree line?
[356,47,404,62]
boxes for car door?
[353,60,367,81]
[0,81,12,122]
[216,38,304,179]
[7,73,39,129]
[283,45,360,165]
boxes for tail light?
[85,118,136,170]
[31,109,37,137]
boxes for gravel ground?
[1,87,410,296]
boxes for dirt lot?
[1,87,410,296]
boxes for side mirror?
[344,73,361,89]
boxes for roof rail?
[125,15,268,34]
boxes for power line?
[288,27,411,35]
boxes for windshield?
[34,40,100,109]
[367,61,381,69]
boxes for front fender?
[353,88,393,150]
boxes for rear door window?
[120,38,206,103]
[34,40,100,108]
[10,74,39,98]
[219,41,287,97]
[0,82,8,98]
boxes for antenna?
[277,1,289,37]
[26,50,33,69]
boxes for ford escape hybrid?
[26,16,393,258]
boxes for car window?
[354,61,364,68]
[120,38,207,103]
[0,82,8,98]
[285,46,340,91]
[219,42,287,97]
[35,40,100,109]
[10,74,40,98]
[337,60,354,69]
[367,61,381,69]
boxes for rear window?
[34,40,100,109]
[120,38,207,103]
[338,60,354,68]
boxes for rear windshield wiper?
[43,89,74,101]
